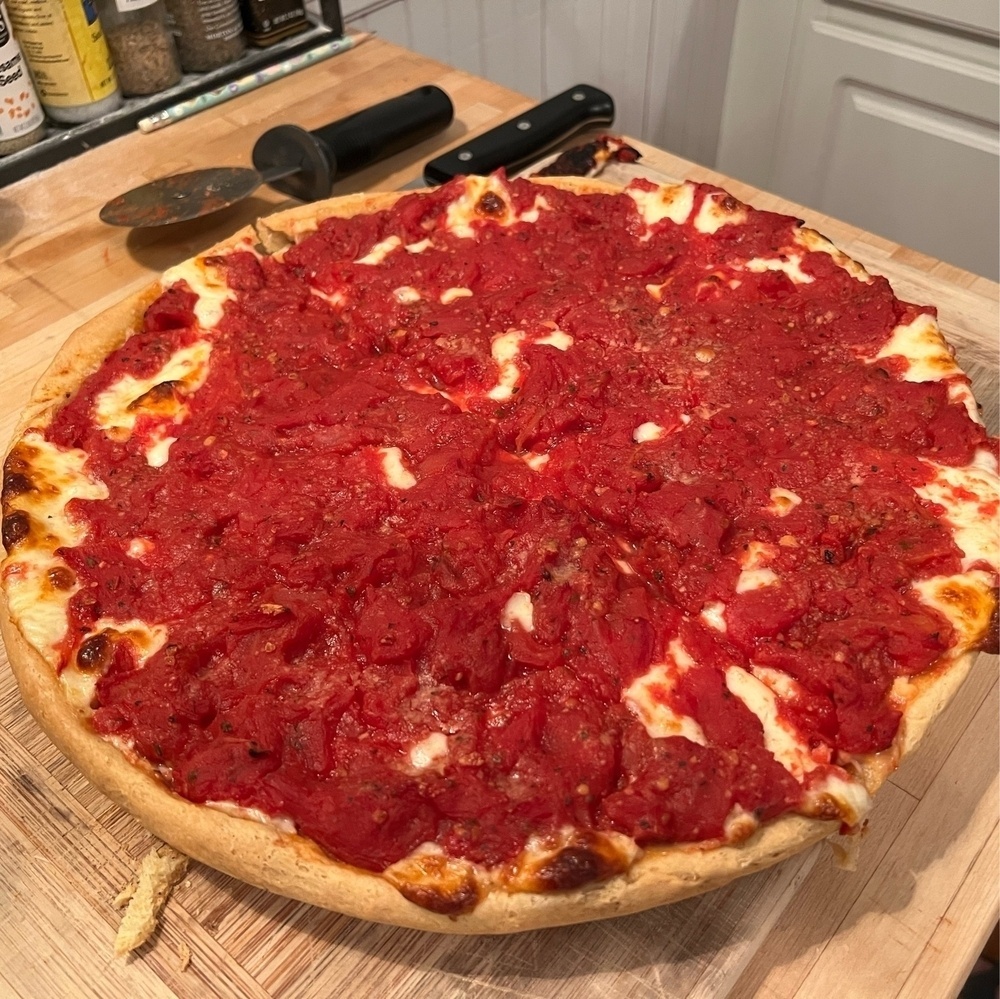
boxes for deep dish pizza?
[1,173,997,933]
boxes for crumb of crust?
[176,941,192,973]
[114,844,189,958]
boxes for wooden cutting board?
[0,40,997,998]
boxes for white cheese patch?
[355,235,402,266]
[627,182,695,232]
[394,286,422,304]
[804,772,872,828]
[2,556,80,666]
[378,447,417,490]
[736,567,780,594]
[60,618,169,714]
[161,256,237,329]
[914,460,1000,571]
[405,238,432,254]
[767,487,803,518]
[724,805,759,843]
[501,591,534,632]
[440,287,473,305]
[409,732,449,771]
[745,253,814,284]
[93,340,212,442]
[623,639,707,745]
[487,329,525,401]
[534,329,573,350]
[444,176,513,239]
[693,191,748,234]
[700,601,727,632]
[736,541,781,593]
[724,665,814,779]
[633,422,664,443]
[127,538,154,559]
[522,452,550,471]
[206,801,297,835]
[750,664,801,700]
[612,558,635,576]
[794,228,872,283]
[309,287,347,308]
[874,312,961,384]
[911,570,996,648]
[947,380,982,424]
[145,432,177,468]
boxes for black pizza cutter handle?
[422,84,614,185]
[251,85,454,203]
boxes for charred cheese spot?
[76,631,112,671]
[126,380,183,416]
[46,565,76,591]
[477,191,505,217]
[2,510,30,549]
[2,470,33,501]
[912,571,996,650]
[509,829,638,893]
[383,848,483,915]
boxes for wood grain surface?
[0,36,997,999]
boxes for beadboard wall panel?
[340,0,739,166]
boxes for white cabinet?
[718,0,1000,279]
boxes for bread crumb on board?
[113,844,189,958]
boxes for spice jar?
[6,0,121,124]
[0,0,45,155]
[97,0,181,97]
[165,0,244,73]
[239,0,307,47]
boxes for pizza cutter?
[99,85,455,227]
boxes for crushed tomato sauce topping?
[41,176,992,874]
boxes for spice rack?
[0,0,343,189]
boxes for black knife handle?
[314,85,454,176]
[253,85,454,202]
[423,84,614,186]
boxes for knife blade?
[405,84,614,189]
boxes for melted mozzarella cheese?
[745,253,814,284]
[522,452,550,471]
[633,422,664,443]
[444,177,548,239]
[736,541,781,593]
[534,329,573,350]
[92,339,212,447]
[875,312,962,384]
[623,639,707,745]
[379,447,417,490]
[794,228,872,283]
[409,732,449,771]
[912,570,996,648]
[699,601,727,632]
[161,256,236,329]
[627,182,695,231]
[394,286,422,304]
[767,487,802,517]
[694,191,748,234]
[1,434,109,663]
[725,665,815,778]
[405,238,432,254]
[355,235,402,265]
[206,801,297,835]
[914,460,999,571]
[501,591,534,632]
[804,772,872,827]
[440,287,473,305]
[487,330,525,401]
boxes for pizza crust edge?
[0,179,994,934]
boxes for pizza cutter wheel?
[100,85,454,227]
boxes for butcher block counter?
[0,35,996,999]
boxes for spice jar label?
[7,0,118,107]
[0,1,45,142]
[115,0,160,9]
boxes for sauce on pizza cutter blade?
[99,85,454,227]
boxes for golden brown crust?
[1,180,994,933]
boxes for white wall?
[340,0,739,168]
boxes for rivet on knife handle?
[422,84,614,186]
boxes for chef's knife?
[417,84,613,186]
[100,85,454,227]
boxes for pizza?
[1,172,997,934]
